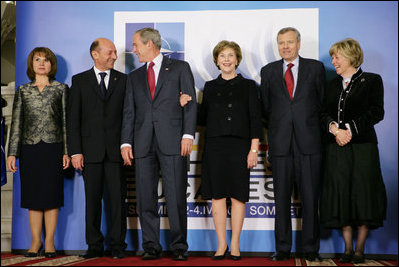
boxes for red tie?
[284,63,294,99]
[147,61,155,99]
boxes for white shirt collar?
[147,53,163,69]
[93,66,111,77]
[283,56,299,67]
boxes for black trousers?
[271,135,321,253]
[83,157,127,250]
[135,137,188,253]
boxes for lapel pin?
[361,78,365,82]
[165,67,169,71]
[114,77,118,81]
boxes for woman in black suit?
[320,38,387,264]
[180,40,262,260]
[7,47,70,258]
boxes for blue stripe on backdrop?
[13,1,397,255]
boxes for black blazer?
[198,74,263,140]
[260,56,326,156]
[321,68,384,144]
[67,68,127,163]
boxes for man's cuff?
[71,154,83,158]
[121,143,132,149]
[182,134,194,140]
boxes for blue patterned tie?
[99,72,107,97]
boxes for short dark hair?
[90,40,100,59]
[26,47,57,81]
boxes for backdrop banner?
[12,1,397,255]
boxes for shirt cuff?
[121,143,132,149]
[329,121,339,134]
[182,134,194,140]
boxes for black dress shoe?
[80,250,104,259]
[44,251,57,258]
[338,251,353,263]
[352,253,365,264]
[142,249,161,260]
[270,251,290,261]
[111,249,125,259]
[303,252,322,262]
[25,244,43,257]
[211,246,228,260]
[172,249,188,261]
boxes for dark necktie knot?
[99,72,107,97]
[287,63,294,69]
[99,72,107,79]
[149,61,155,68]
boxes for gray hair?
[135,28,162,50]
[277,27,301,43]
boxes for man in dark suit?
[121,28,197,261]
[67,38,127,259]
[260,27,325,262]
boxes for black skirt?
[320,142,387,229]
[201,136,250,202]
[19,141,64,210]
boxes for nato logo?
[125,22,184,73]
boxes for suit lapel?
[105,69,119,100]
[277,59,291,100]
[89,68,103,99]
[139,64,152,103]
[295,56,306,100]
[153,57,171,101]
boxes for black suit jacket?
[121,56,197,158]
[198,74,263,140]
[260,56,325,156]
[67,68,127,163]
[321,68,384,144]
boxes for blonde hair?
[329,38,363,68]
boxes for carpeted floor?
[1,253,398,266]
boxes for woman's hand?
[179,92,192,107]
[247,150,258,169]
[6,156,17,173]
[63,154,71,169]
[335,129,352,146]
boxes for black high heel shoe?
[212,246,229,260]
[44,251,57,258]
[25,243,43,257]
[229,254,242,260]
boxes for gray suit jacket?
[121,56,197,158]
[260,56,325,156]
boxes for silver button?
[228,104,232,108]
[227,117,232,121]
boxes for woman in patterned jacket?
[6,47,70,258]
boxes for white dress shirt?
[93,66,111,88]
